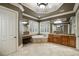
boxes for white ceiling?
[22,3,63,14]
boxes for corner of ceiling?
[10,3,24,12]
[73,3,79,12]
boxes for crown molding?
[73,3,79,12]
[23,13,38,20]
[10,3,24,12]
[40,4,78,20]
[11,3,78,21]
[40,11,75,20]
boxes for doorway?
[0,6,18,55]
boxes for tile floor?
[9,43,79,56]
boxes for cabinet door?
[62,36,68,46]
[53,36,57,43]
[69,37,76,48]
[48,34,54,43]
[48,37,52,42]
[57,36,62,44]
[48,35,52,42]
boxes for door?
[0,6,18,55]
[76,9,79,49]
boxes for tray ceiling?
[0,3,76,21]
[21,3,63,14]
[21,3,75,19]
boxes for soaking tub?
[32,35,48,43]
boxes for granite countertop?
[49,33,75,36]
[22,34,38,37]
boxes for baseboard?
[75,47,79,51]
[18,44,23,49]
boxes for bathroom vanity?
[48,34,76,48]
[22,34,32,44]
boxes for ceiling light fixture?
[22,22,28,24]
[37,3,48,9]
[54,20,62,24]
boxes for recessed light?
[54,20,62,24]
[22,22,28,24]
[57,25,61,27]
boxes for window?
[29,20,38,34]
[40,21,50,34]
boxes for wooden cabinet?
[53,36,61,44]
[62,36,68,46]
[48,34,53,42]
[48,34,76,48]
[22,35,32,44]
[68,36,76,48]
